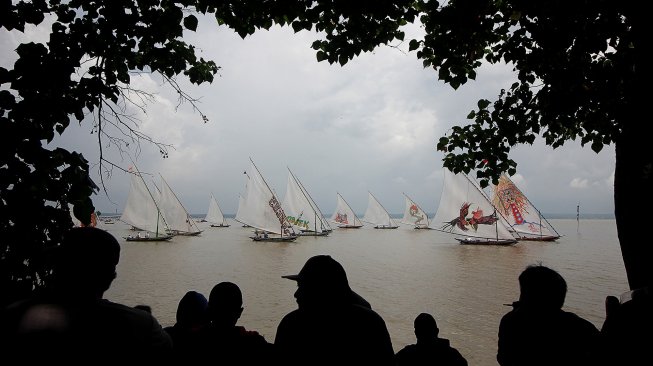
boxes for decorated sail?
[330,193,363,228]
[432,170,515,243]
[235,159,294,236]
[282,169,330,234]
[401,193,431,228]
[491,174,560,240]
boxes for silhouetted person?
[164,290,209,360]
[135,304,153,313]
[0,227,172,363]
[497,264,599,366]
[197,281,274,363]
[275,255,394,366]
[600,287,652,366]
[395,312,468,366]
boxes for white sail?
[491,173,560,240]
[282,169,330,234]
[235,159,295,236]
[330,193,363,228]
[205,193,228,226]
[400,193,431,228]
[362,192,398,228]
[432,170,516,244]
[158,175,201,235]
[120,171,169,237]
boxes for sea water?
[103,218,626,366]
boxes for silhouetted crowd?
[1,227,651,365]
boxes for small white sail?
[432,170,516,245]
[362,192,398,229]
[205,193,229,227]
[235,159,295,237]
[158,175,202,235]
[491,174,560,241]
[120,171,169,238]
[282,169,330,234]
[400,193,431,229]
[330,193,363,228]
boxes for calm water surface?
[103,219,627,366]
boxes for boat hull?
[250,236,298,242]
[338,225,363,229]
[210,224,231,228]
[517,235,559,242]
[124,235,173,242]
[374,225,398,229]
[298,231,329,236]
[456,237,517,246]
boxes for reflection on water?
[103,219,626,366]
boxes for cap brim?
[282,274,300,280]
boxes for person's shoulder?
[560,310,599,332]
[236,326,268,343]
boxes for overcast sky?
[2,15,616,217]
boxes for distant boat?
[432,170,517,246]
[400,192,432,229]
[330,192,363,228]
[235,158,297,242]
[157,174,202,236]
[490,173,560,241]
[205,193,230,227]
[362,191,398,229]
[120,166,173,242]
[282,168,331,236]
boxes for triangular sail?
[432,170,514,241]
[158,175,201,234]
[400,193,431,228]
[235,159,295,236]
[205,193,227,226]
[330,193,363,227]
[362,192,398,228]
[292,170,333,232]
[120,170,169,237]
[282,169,330,233]
[491,174,560,240]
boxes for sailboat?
[205,193,230,227]
[432,170,517,245]
[400,192,432,229]
[490,173,560,241]
[120,167,173,241]
[235,158,297,242]
[330,192,363,228]
[282,168,331,236]
[362,191,399,229]
[157,174,202,236]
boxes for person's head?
[176,290,208,329]
[53,227,120,298]
[282,255,355,309]
[414,312,439,341]
[208,282,243,327]
[518,264,567,310]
